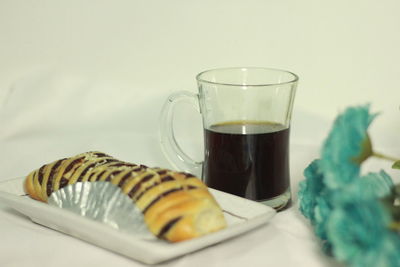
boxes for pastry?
[24,151,227,242]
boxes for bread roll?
[24,151,227,242]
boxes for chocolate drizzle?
[181,172,196,179]
[46,181,52,197]
[108,162,137,168]
[93,152,109,157]
[136,177,198,202]
[158,216,183,239]
[135,175,176,201]
[59,177,69,189]
[46,159,65,196]
[87,172,96,182]
[64,157,84,174]
[143,187,183,214]
[118,172,133,187]
[127,174,155,198]
[161,175,175,182]
[94,170,106,181]
[187,185,198,190]
[37,165,45,184]
[49,159,64,180]
[156,170,168,176]
[103,159,119,164]
[104,170,122,182]
[78,163,96,181]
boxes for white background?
[0,1,399,266]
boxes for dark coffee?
[202,121,290,202]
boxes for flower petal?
[320,105,377,189]
[298,159,326,223]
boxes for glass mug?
[160,67,298,210]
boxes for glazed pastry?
[24,151,227,242]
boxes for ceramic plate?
[0,177,275,264]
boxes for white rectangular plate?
[0,177,276,264]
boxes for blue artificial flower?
[326,170,399,267]
[298,160,334,245]
[314,196,333,249]
[327,199,400,267]
[354,171,394,199]
[297,104,400,267]
[298,159,326,223]
[320,105,377,189]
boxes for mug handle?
[159,91,203,177]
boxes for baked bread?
[24,151,227,242]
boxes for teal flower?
[327,199,400,267]
[314,196,333,249]
[298,159,326,223]
[354,171,394,199]
[326,171,398,267]
[297,104,400,266]
[298,160,334,245]
[320,105,377,189]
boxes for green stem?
[389,221,400,231]
[373,151,400,162]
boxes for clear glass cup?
[159,67,298,210]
